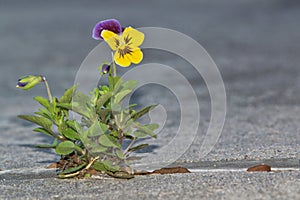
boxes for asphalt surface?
[0,0,299,199]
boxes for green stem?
[123,137,136,156]
[57,156,99,179]
[49,129,66,141]
[43,77,53,103]
[74,146,85,156]
[111,51,117,77]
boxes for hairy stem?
[111,51,117,77]
[42,77,53,103]
[49,129,66,141]
[123,137,136,156]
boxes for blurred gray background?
[0,0,299,168]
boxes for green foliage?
[18,74,159,179]
[55,141,76,155]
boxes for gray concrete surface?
[0,0,299,199]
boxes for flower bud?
[16,75,43,90]
[98,63,111,75]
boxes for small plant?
[16,19,158,179]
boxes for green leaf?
[107,171,134,179]
[92,161,106,172]
[108,76,122,91]
[128,144,149,153]
[98,134,120,148]
[131,104,158,120]
[144,123,159,131]
[134,123,158,138]
[132,130,148,138]
[34,108,52,120]
[66,120,83,135]
[96,91,112,108]
[34,96,51,111]
[102,160,120,172]
[90,145,107,153]
[86,122,108,137]
[55,141,75,155]
[33,127,53,137]
[115,149,125,159]
[126,103,137,110]
[60,85,77,103]
[18,115,52,130]
[121,80,138,91]
[60,163,86,175]
[61,128,79,140]
[113,89,131,104]
[57,103,91,119]
[56,103,72,110]
[97,109,111,121]
[35,139,59,148]
[111,103,122,113]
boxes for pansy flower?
[101,27,144,67]
[92,19,122,40]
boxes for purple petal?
[92,19,122,40]
[17,80,28,87]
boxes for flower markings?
[92,19,122,40]
[101,27,144,67]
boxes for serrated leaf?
[113,89,131,104]
[131,104,158,120]
[60,163,86,175]
[35,139,59,148]
[128,144,149,152]
[18,115,52,130]
[98,134,120,148]
[60,85,77,103]
[34,96,51,111]
[55,141,75,155]
[33,127,53,137]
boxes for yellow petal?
[114,51,131,67]
[122,27,144,47]
[101,30,120,51]
[128,48,143,64]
